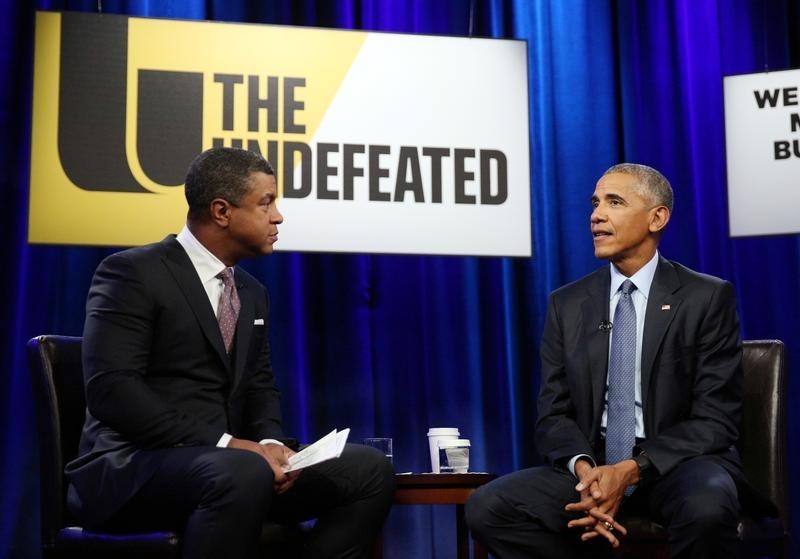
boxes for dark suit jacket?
[535,256,744,481]
[66,235,284,526]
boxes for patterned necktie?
[606,279,637,467]
[217,268,240,353]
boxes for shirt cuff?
[218,433,232,448]
[259,439,284,446]
[567,454,596,477]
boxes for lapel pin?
[661,304,671,311]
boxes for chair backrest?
[739,340,788,526]
[26,335,85,545]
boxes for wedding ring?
[603,521,614,531]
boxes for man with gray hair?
[466,163,748,558]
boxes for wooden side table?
[375,473,497,559]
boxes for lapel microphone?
[598,320,613,332]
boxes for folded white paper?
[284,428,350,472]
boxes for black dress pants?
[464,455,740,559]
[106,443,395,559]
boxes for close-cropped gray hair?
[603,163,674,212]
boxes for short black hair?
[184,147,275,219]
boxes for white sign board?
[724,68,800,237]
[30,12,532,256]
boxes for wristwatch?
[633,451,656,485]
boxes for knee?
[663,459,740,534]
[194,450,273,507]
[465,485,502,537]
[672,490,740,534]
[352,444,395,499]
[464,489,485,533]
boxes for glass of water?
[363,437,393,464]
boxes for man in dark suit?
[66,147,395,559]
[466,163,744,558]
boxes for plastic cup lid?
[427,427,460,436]
[438,438,471,448]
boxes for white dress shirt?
[176,226,228,316]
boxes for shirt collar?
[176,226,228,284]
[609,251,659,300]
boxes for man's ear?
[649,205,670,233]
[209,198,232,227]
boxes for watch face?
[634,454,653,479]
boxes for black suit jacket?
[66,236,284,526]
[535,256,744,480]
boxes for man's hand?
[227,437,300,494]
[270,444,300,494]
[565,459,638,547]
[574,459,639,511]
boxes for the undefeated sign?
[29,11,532,256]
[724,68,800,237]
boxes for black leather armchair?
[27,334,305,558]
[618,340,790,558]
[27,335,181,558]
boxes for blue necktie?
[606,279,637,469]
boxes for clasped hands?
[227,437,301,494]
[564,458,639,548]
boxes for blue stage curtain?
[2,1,798,557]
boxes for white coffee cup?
[427,427,460,473]
[438,439,470,473]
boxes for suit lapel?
[641,256,681,409]
[160,237,230,369]
[230,274,254,393]
[583,268,612,426]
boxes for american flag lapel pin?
[661,304,671,311]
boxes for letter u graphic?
[57,12,203,192]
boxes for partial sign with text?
[724,68,800,237]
